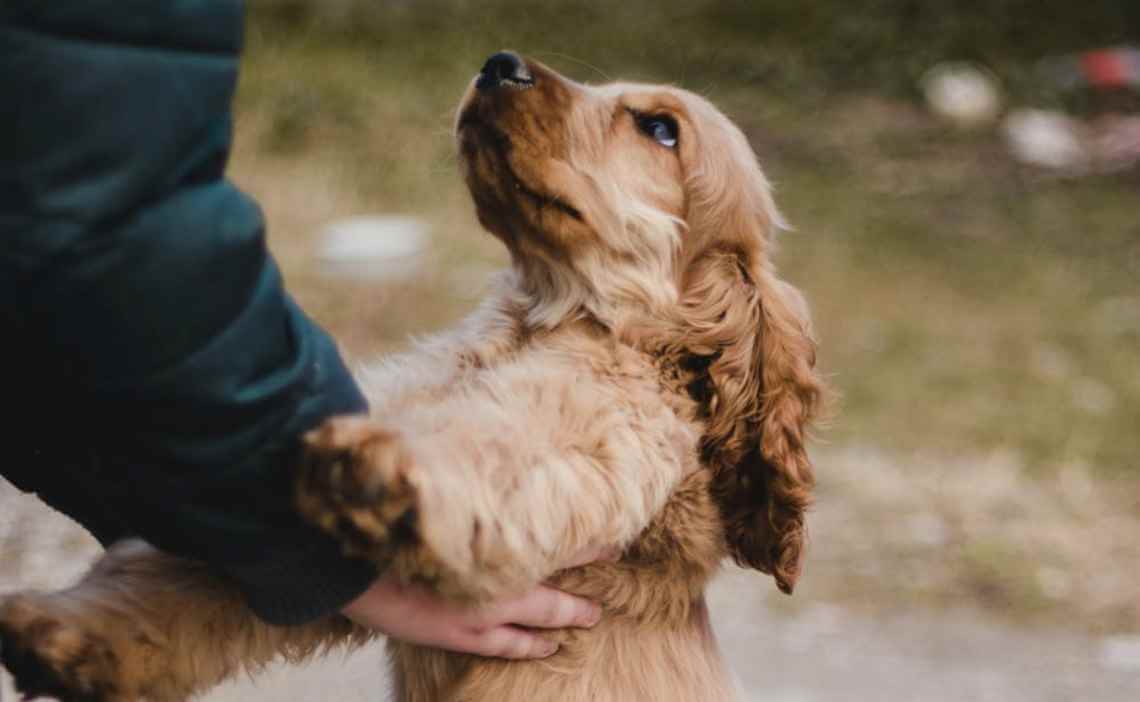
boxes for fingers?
[340,575,602,660]
[483,585,601,630]
[459,625,559,660]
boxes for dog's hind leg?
[0,540,369,702]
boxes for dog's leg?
[0,540,369,702]
[298,363,700,601]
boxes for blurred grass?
[232,0,1140,626]
[249,0,1138,97]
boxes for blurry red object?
[1079,48,1140,89]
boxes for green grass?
[250,0,1138,98]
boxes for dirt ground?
[5,455,1138,702]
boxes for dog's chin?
[469,190,580,257]
[458,113,583,219]
[462,163,583,252]
[508,173,584,223]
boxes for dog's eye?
[635,114,678,148]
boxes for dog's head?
[457,52,825,593]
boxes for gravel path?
[3,478,1138,701]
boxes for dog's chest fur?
[378,307,733,701]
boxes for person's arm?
[1,1,603,648]
[1,0,378,624]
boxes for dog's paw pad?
[297,417,420,558]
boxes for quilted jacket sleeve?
[0,0,378,625]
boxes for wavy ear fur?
[674,249,824,593]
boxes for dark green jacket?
[1,0,376,625]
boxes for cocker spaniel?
[0,52,824,702]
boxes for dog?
[0,52,825,701]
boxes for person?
[0,0,599,660]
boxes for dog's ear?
[675,249,824,593]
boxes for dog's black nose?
[476,51,533,92]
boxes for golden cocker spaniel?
[0,52,825,702]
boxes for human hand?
[341,544,617,659]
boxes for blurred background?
[3,1,1139,700]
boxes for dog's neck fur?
[506,217,681,336]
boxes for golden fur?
[0,55,824,701]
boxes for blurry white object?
[1002,109,1088,170]
[921,63,1003,127]
[1099,636,1140,672]
[1092,115,1140,171]
[317,215,428,281]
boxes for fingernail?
[584,605,603,627]
[542,641,560,657]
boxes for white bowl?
[317,215,428,281]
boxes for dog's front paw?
[0,594,127,702]
[297,417,420,562]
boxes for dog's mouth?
[458,115,583,223]
[455,109,487,136]
[509,171,584,221]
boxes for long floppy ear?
[677,249,824,593]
